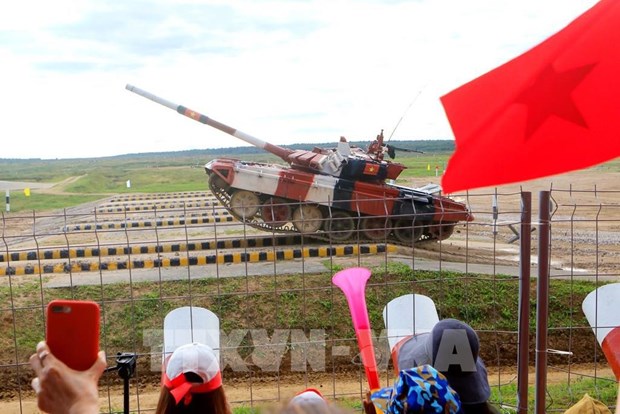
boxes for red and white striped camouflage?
[126,84,474,243]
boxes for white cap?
[288,389,328,408]
[166,342,220,383]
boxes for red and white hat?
[288,388,328,408]
[582,283,620,379]
[163,342,223,404]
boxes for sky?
[0,0,599,159]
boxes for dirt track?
[6,168,620,276]
[1,364,614,414]
[446,168,620,278]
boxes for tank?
[126,84,474,244]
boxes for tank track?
[208,177,455,248]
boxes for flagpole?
[535,191,551,413]
[517,192,531,414]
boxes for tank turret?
[126,84,473,244]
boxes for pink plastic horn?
[332,267,380,390]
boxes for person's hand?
[29,341,106,414]
[363,390,377,414]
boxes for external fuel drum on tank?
[126,84,473,244]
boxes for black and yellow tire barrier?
[108,192,212,202]
[98,198,218,209]
[64,215,236,232]
[134,211,229,220]
[0,235,307,263]
[96,201,217,213]
[0,244,397,276]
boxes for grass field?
[1,152,452,213]
[4,148,620,213]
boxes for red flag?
[440,0,620,194]
[363,162,379,176]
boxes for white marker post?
[5,190,9,212]
[492,193,498,236]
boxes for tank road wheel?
[429,223,456,241]
[325,211,356,242]
[292,205,324,234]
[361,217,392,241]
[261,197,292,226]
[230,190,260,219]
[393,219,424,244]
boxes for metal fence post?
[535,191,551,413]
[517,192,532,413]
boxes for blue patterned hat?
[370,365,463,414]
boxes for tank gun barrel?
[125,84,294,162]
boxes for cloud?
[0,0,599,159]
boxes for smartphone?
[46,299,100,371]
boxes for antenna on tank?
[387,85,426,142]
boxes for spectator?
[392,318,499,414]
[29,341,106,414]
[364,365,462,414]
[288,388,330,409]
[29,305,229,414]
[155,341,231,414]
[276,388,336,414]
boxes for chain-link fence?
[0,187,617,413]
